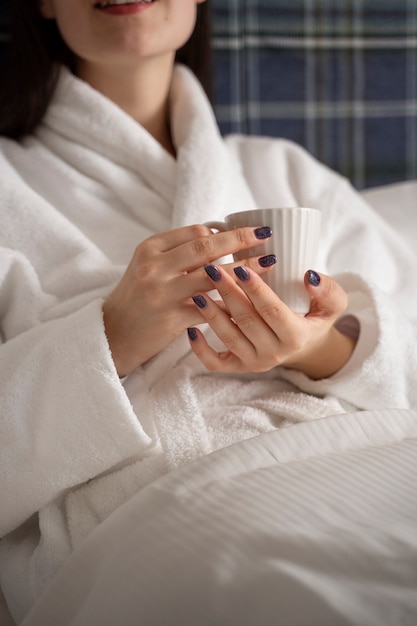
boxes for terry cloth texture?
[211,0,417,189]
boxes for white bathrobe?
[0,64,416,623]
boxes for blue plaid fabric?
[211,0,417,189]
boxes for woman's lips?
[95,1,155,16]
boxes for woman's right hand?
[102,224,274,377]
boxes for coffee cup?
[206,207,321,315]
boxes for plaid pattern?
[0,2,416,189]
[211,0,417,189]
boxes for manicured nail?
[234,266,250,281]
[258,254,277,268]
[187,327,198,341]
[204,265,221,281]
[192,294,207,309]
[307,270,321,286]
[254,226,272,240]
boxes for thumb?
[304,270,348,319]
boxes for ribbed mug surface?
[207,207,321,315]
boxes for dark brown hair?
[0,1,212,140]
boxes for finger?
[201,265,279,352]
[168,253,278,301]
[225,254,279,276]
[186,326,247,373]
[304,270,348,320]
[190,292,258,364]
[166,225,273,273]
[231,265,301,343]
[141,224,213,254]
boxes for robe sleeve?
[284,167,417,409]
[227,136,417,409]
[0,249,152,538]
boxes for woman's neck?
[76,56,176,156]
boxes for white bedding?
[0,180,416,626]
[20,407,417,626]
[361,180,416,250]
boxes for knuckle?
[191,236,216,261]
[234,312,255,333]
[189,223,210,240]
[234,227,252,246]
[219,333,239,351]
[259,302,284,322]
[134,238,156,261]
[218,284,234,299]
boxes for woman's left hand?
[188,265,356,380]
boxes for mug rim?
[224,207,320,220]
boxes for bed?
[18,407,417,626]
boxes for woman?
[0,1,416,622]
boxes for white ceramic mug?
[206,207,321,315]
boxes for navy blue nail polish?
[192,294,207,309]
[204,265,221,281]
[187,327,198,341]
[258,254,277,268]
[234,266,250,281]
[254,226,272,240]
[307,270,321,286]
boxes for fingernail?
[258,254,277,268]
[307,269,321,286]
[254,226,272,240]
[192,294,207,309]
[187,327,198,341]
[204,265,221,281]
[234,266,250,281]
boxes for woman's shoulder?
[223,133,339,177]
[222,133,348,211]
